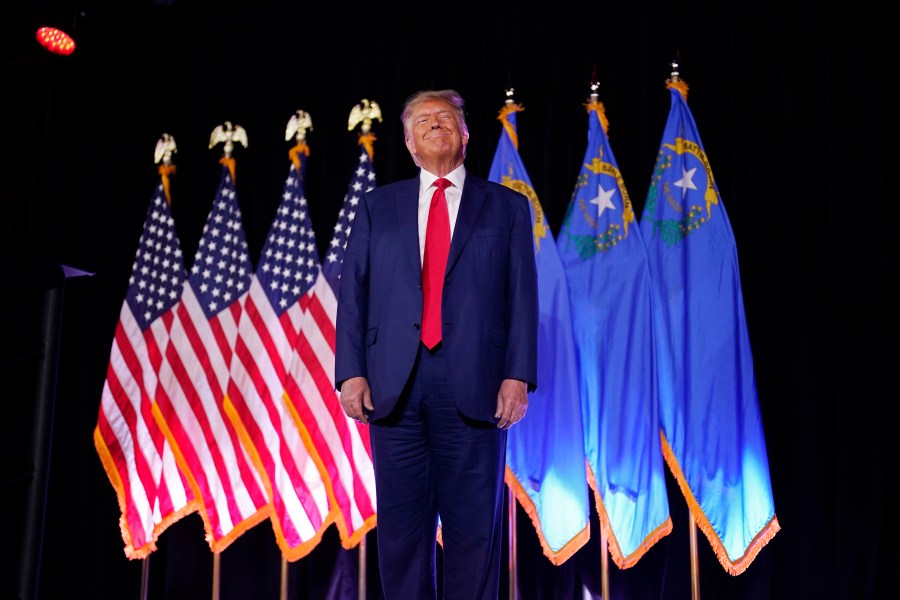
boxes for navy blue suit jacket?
[335,173,538,422]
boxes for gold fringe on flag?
[497,102,524,150]
[219,156,237,183]
[158,164,176,206]
[358,132,377,160]
[667,78,690,101]
[584,99,610,135]
[660,433,781,575]
[289,141,310,172]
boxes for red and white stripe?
[95,304,193,558]
[154,284,270,548]
[226,276,332,558]
[285,272,376,546]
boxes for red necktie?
[421,178,451,349]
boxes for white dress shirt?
[417,165,465,265]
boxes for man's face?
[404,99,469,168]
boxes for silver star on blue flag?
[126,186,186,330]
[188,167,253,318]
[256,162,320,314]
[322,148,375,296]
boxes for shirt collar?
[420,164,466,195]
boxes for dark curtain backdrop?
[1,0,889,598]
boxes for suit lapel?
[395,178,423,281]
[447,175,487,275]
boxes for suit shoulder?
[481,179,530,213]
[369,177,417,196]
[471,175,527,201]
[360,178,417,209]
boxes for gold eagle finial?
[154,132,177,165]
[348,99,383,134]
[285,110,313,143]
[208,120,248,157]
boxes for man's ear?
[404,137,420,166]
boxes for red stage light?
[36,26,76,56]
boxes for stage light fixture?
[35,25,76,55]
[33,0,82,56]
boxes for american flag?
[154,162,271,550]
[286,138,377,547]
[94,178,195,558]
[226,146,334,560]
[322,144,375,295]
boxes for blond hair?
[400,89,469,145]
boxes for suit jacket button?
[413,323,420,330]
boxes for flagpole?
[508,487,517,600]
[358,535,367,600]
[599,525,609,600]
[280,556,288,600]
[689,513,700,600]
[139,556,150,600]
[211,553,220,600]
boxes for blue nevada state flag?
[557,93,672,568]
[638,77,780,574]
[488,100,590,565]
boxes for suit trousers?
[369,343,508,600]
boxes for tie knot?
[433,178,451,191]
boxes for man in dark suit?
[335,88,538,599]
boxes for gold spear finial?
[666,57,690,99]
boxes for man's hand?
[339,376,375,425]
[495,378,528,429]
